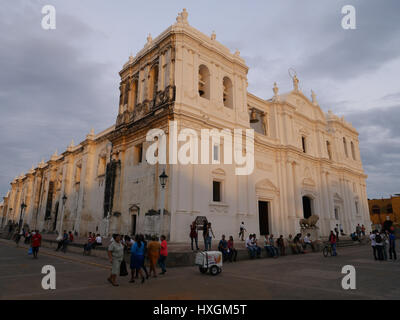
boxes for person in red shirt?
[158,235,168,275]
[31,230,42,259]
[329,230,337,256]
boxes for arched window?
[198,65,210,99]
[372,205,380,214]
[343,137,348,157]
[387,204,393,214]
[351,141,356,160]
[326,141,332,160]
[148,65,159,101]
[223,77,233,109]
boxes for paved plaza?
[0,239,399,300]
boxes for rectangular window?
[213,181,221,202]
[213,144,219,162]
[302,136,306,153]
[326,141,332,160]
[134,144,143,165]
[334,207,339,220]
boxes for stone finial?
[234,49,240,56]
[311,90,318,105]
[67,139,74,152]
[273,82,280,102]
[128,54,134,63]
[176,9,189,25]
[273,82,279,96]
[176,12,183,24]
[211,31,216,41]
[181,8,189,24]
[87,128,95,140]
[146,33,152,46]
[51,149,58,161]
[29,165,35,174]
[293,74,299,91]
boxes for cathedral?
[0,9,371,241]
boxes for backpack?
[375,234,382,244]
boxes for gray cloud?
[0,0,398,200]
[0,1,116,196]
[346,104,400,198]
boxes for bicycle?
[322,244,337,257]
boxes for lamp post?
[18,202,27,233]
[159,169,168,236]
[58,194,67,235]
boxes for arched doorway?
[129,205,140,236]
[302,196,312,219]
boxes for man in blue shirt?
[218,235,229,261]
[389,232,397,260]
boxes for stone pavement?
[0,230,367,267]
[0,238,399,300]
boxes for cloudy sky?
[0,0,399,199]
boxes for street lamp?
[159,170,168,188]
[18,202,27,233]
[159,169,168,236]
[62,194,67,206]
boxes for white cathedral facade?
[0,9,371,241]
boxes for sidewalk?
[1,231,367,268]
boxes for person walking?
[202,220,208,251]
[107,234,124,286]
[14,229,22,247]
[382,231,389,261]
[239,222,246,241]
[205,222,215,251]
[190,221,199,251]
[129,235,146,284]
[147,236,161,277]
[218,235,229,261]
[361,225,366,237]
[61,230,69,253]
[31,230,42,259]
[375,231,384,261]
[158,235,168,275]
[370,231,377,260]
[389,231,397,260]
[329,230,337,256]
[139,234,149,280]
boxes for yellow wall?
[368,196,400,225]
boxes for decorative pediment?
[212,168,226,176]
[333,193,343,202]
[302,177,316,187]
[255,178,279,194]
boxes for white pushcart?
[195,251,223,275]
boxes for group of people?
[12,228,42,259]
[189,221,320,259]
[370,229,397,261]
[55,230,74,253]
[107,233,168,287]
[189,220,216,251]
[245,233,316,259]
[83,232,102,255]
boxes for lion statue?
[299,214,319,229]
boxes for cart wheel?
[199,267,208,274]
[210,265,219,276]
